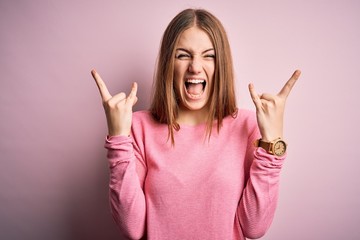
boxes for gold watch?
[254,138,287,157]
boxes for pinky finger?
[133,96,138,106]
[126,82,138,106]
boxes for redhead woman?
[92,8,300,240]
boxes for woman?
[92,8,300,240]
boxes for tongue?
[187,83,203,95]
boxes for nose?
[188,58,202,74]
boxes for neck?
[176,106,210,126]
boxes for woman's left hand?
[248,70,301,142]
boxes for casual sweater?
[104,109,285,240]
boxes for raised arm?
[238,70,301,238]
[91,70,146,239]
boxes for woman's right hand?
[91,69,138,136]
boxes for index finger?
[91,69,112,101]
[278,69,301,99]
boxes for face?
[173,26,215,113]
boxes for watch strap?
[254,139,273,153]
[258,139,272,152]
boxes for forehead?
[176,26,214,51]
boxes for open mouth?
[184,79,206,98]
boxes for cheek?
[204,62,215,76]
[173,63,186,83]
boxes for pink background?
[1,1,359,239]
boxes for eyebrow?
[176,48,215,54]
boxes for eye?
[175,53,191,60]
[204,54,216,59]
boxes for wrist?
[108,129,130,137]
[261,136,282,142]
[261,133,283,143]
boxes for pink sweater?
[105,109,285,240]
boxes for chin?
[181,99,209,112]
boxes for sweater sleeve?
[237,130,285,239]
[104,135,147,240]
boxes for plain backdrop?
[1,0,360,239]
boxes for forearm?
[238,147,285,239]
[105,136,146,239]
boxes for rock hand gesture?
[248,70,301,142]
[91,69,138,137]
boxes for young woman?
[92,8,300,240]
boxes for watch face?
[273,140,287,156]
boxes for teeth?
[186,79,205,84]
